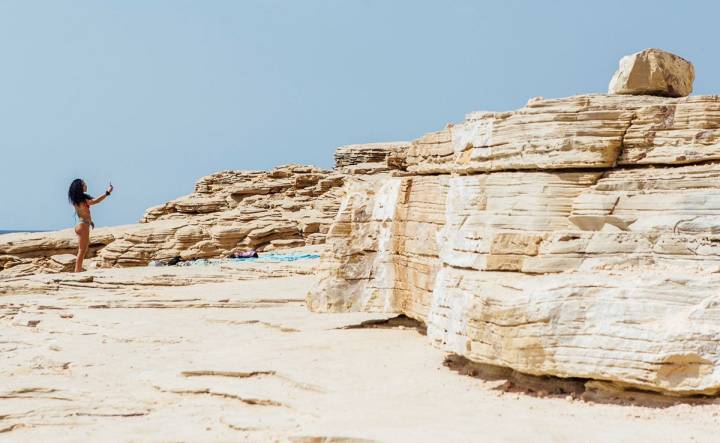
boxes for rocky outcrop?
[609,48,694,97]
[0,165,345,276]
[104,164,348,266]
[5,48,720,398]
[0,226,131,277]
[405,94,720,174]
[334,141,410,175]
[1,138,422,277]
[1,147,414,277]
[309,51,720,396]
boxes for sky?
[1,0,719,230]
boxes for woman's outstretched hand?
[106,183,114,195]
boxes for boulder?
[608,48,694,97]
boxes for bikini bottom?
[77,219,95,229]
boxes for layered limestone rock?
[309,53,720,395]
[1,147,410,277]
[609,48,695,97]
[0,226,134,277]
[5,48,720,398]
[334,141,410,174]
[0,165,346,276]
[405,94,720,174]
[103,164,348,266]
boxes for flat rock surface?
[1,249,718,442]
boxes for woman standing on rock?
[68,179,113,272]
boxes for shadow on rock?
[443,354,720,408]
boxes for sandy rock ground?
[1,248,719,442]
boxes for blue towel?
[162,252,321,267]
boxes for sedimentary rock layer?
[309,93,720,395]
[0,165,346,276]
[334,141,409,167]
[1,142,409,278]
[405,94,720,174]
[100,164,345,266]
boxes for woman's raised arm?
[89,184,113,205]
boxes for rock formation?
[0,143,403,277]
[99,165,345,267]
[308,50,720,396]
[4,48,718,397]
[609,48,695,97]
[335,141,410,175]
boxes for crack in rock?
[154,386,288,408]
[181,370,275,378]
[0,395,73,401]
[86,300,303,309]
[180,370,324,393]
[68,411,149,417]
[207,319,300,332]
[0,387,72,401]
[0,423,24,434]
[288,437,378,443]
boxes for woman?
[68,179,113,272]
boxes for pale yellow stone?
[1,165,345,273]
[609,48,695,97]
[309,161,720,395]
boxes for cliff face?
[308,66,720,396]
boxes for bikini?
[76,201,94,229]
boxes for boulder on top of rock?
[608,48,694,97]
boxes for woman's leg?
[74,224,90,272]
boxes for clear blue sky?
[1,0,718,230]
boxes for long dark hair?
[68,178,93,206]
